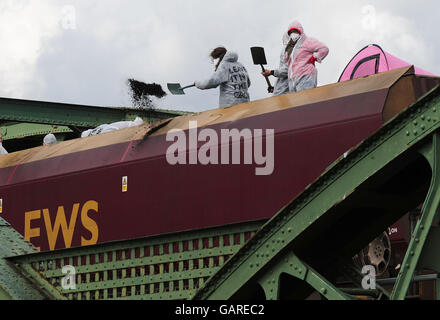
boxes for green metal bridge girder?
[193,85,440,300]
[0,96,186,130]
[4,87,440,300]
[0,123,73,141]
[0,217,50,300]
[6,221,264,300]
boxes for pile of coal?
[127,79,167,109]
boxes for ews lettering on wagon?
[24,200,99,251]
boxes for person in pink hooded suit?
[284,21,329,92]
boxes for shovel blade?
[167,83,186,95]
[251,47,268,65]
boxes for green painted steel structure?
[0,217,49,300]
[0,96,187,152]
[3,86,440,300]
[0,123,73,141]
[4,221,264,300]
[193,85,440,300]
[0,97,185,130]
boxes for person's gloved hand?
[262,70,272,77]
[309,56,318,66]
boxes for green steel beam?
[0,286,11,300]
[437,279,440,299]
[257,250,351,300]
[8,220,265,300]
[418,227,440,272]
[0,97,186,129]
[0,123,72,141]
[193,85,440,300]
[0,217,52,300]
[339,262,390,299]
[391,136,440,299]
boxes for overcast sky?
[0,0,438,113]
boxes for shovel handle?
[181,84,196,90]
[260,65,274,94]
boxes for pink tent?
[339,44,436,82]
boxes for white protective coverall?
[43,134,58,145]
[284,21,329,93]
[272,33,290,96]
[195,51,251,108]
[81,117,144,138]
[0,143,7,155]
[0,134,7,155]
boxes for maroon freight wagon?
[0,66,438,255]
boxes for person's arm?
[273,60,288,78]
[308,38,329,63]
[195,65,229,90]
[264,52,289,78]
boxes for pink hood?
[287,21,304,37]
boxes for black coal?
[127,79,167,109]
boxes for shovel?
[167,83,196,95]
[251,47,274,94]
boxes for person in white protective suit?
[195,47,251,108]
[261,33,291,96]
[0,134,8,155]
[43,134,58,146]
[81,117,144,138]
[283,21,329,93]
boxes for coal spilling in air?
[127,79,167,109]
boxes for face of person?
[288,30,301,42]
